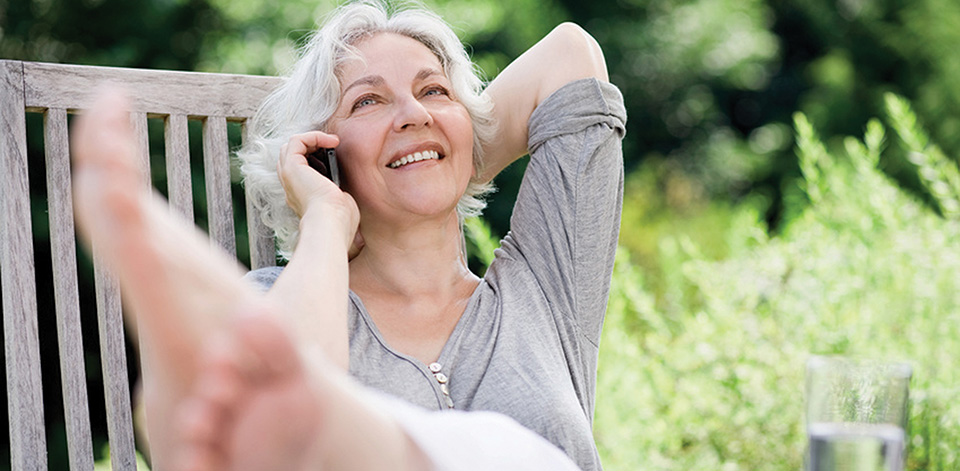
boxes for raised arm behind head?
[480,22,610,182]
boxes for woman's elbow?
[547,22,609,82]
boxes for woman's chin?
[391,186,464,214]
[374,196,461,222]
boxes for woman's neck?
[348,213,478,302]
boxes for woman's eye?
[423,87,449,97]
[352,96,377,110]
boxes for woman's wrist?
[297,201,358,253]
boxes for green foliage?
[884,93,960,219]
[593,102,960,469]
[566,0,785,192]
[92,445,150,471]
[559,0,960,236]
[463,216,498,272]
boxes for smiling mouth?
[387,150,442,169]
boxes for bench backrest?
[0,60,281,470]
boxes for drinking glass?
[805,356,912,471]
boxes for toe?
[176,445,225,471]
[175,398,220,445]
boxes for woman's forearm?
[266,130,358,370]
[265,207,354,370]
[479,22,609,182]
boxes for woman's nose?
[393,95,433,131]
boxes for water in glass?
[807,422,905,471]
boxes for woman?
[71,1,624,469]
[242,1,624,467]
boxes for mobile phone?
[306,148,340,187]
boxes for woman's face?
[326,33,475,225]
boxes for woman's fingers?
[277,131,343,217]
[278,131,340,179]
[276,132,362,253]
[280,131,340,167]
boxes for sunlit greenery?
[588,97,960,470]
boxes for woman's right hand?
[277,131,361,253]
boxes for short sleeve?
[495,78,626,347]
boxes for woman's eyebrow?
[343,75,384,94]
[342,68,443,96]
[416,68,443,81]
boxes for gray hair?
[237,0,496,260]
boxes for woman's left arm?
[478,23,609,182]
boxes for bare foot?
[174,312,326,471]
[71,87,266,464]
[172,311,590,471]
[71,88,428,471]
[176,312,437,471]
[71,87,259,366]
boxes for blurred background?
[3,0,960,469]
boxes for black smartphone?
[306,148,340,187]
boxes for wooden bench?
[0,60,282,470]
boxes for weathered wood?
[129,111,151,187]
[3,58,285,469]
[242,122,277,269]
[45,108,96,470]
[164,113,193,221]
[246,187,277,269]
[202,116,237,256]
[0,59,49,471]
[92,263,138,471]
[23,61,281,119]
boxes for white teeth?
[389,150,440,168]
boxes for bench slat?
[202,116,237,256]
[45,108,96,470]
[23,61,281,119]
[1,58,49,471]
[242,123,276,269]
[93,264,138,470]
[164,113,193,221]
[129,111,151,187]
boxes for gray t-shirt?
[246,78,625,470]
